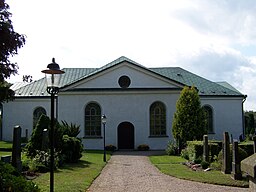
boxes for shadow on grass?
[57,159,92,171]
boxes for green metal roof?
[12,56,244,97]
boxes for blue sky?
[7,0,256,110]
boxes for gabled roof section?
[61,56,145,88]
[13,56,245,97]
[216,82,242,94]
[150,67,243,96]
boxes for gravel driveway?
[87,151,249,192]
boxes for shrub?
[105,144,117,152]
[194,158,202,164]
[181,140,221,162]
[0,161,40,192]
[213,146,249,171]
[61,135,83,163]
[61,120,80,137]
[239,143,254,156]
[137,144,150,151]
[166,140,178,155]
[201,160,210,169]
[25,116,83,165]
[25,114,50,157]
[180,148,189,160]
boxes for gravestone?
[253,136,256,154]
[222,132,231,174]
[241,154,256,191]
[25,128,28,142]
[203,135,209,162]
[11,125,22,172]
[231,140,242,180]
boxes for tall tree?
[172,86,206,150]
[0,0,26,102]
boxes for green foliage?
[200,160,210,169]
[180,148,189,160]
[214,146,249,171]
[0,81,15,103]
[166,140,178,155]
[25,115,83,166]
[239,142,254,156]
[25,114,50,157]
[181,140,221,162]
[244,111,255,137]
[172,86,207,148]
[105,144,117,151]
[61,135,83,163]
[22,150,62,172]
[0,161,40,192]
[194,158,202,164]
[61,120,80,137]
[0,0,26,82]
[137,144,150,151]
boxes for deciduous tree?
[0,0,26,102]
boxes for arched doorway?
[118,122,134,149]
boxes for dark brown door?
[118,122,134,149]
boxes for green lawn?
[34,150,110,192]
[149,155,249,188]
[0,141,12,150]
[0,151,11,156]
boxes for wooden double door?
[117,122,134,149]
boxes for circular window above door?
[118,75,131,88]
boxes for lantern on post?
[41,58,65,192]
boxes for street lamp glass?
[41,58,65,88]
[101,114,107,124]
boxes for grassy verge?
[0,141,12,151]
[0,151,11,156]
[34,150,110,192]
[149,155,248,188]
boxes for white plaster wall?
[201,97,243,140]
[2,99,50,141]
[2,94,244,150]
[58,91,180,150]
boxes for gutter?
[242,95,247,140]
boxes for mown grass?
[0,151,11,156]
[149,155,249,188]
[34,150,110,192]
[0,141,12,150]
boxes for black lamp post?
[42,58,65,192]
[101,114,107,162]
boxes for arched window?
[33,107,47,128]
[150,101,166,136]
[85,103,101,137]
[203,105,214,133]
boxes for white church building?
[1,56,246,150]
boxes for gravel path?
[87,151,249,192]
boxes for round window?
[118,75,131,88]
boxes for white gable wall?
[64,63,181,90]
